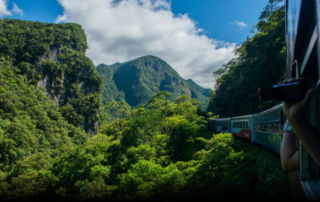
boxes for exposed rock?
[37,45,99,134]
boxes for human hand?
[279,77,317,122]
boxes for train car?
[230,115,252,142]
[207,0,320,199]
[215,118,230,133]
[208,119,217,132]
[252,104,284,154]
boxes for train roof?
[208,104,282,121]
[214,118,231,122]
[252,103,283,117]
[230,114,252,120]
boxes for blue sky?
[0,0,272,88]
[2,0,268,44]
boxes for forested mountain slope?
[0,19,102,134]
[97,55,212,108]
[207,1,285,117]
[0,1,289,200]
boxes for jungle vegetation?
[0,0,289,201]
[0,19,102,133]
[96,56,212,112]
[0,81,288,200]
[207,0,286,117]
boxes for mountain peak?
[97,56,212,108]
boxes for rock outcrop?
[37,45,101,135]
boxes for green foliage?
[207,1,285,117]
[0,19,102,133]
[97,56,213,111]
[0,57,94,199]
[0,5,289,200]
[97,92,288,201]
[0,80,288,200]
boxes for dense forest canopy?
[0,19,102,133]
[96,55,212,113]
[207,0,285,117]
[0,0,289,201]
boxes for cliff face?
[36,45,100,134]
[0,19,102,135]
[37,46,61,105]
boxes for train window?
[273,122,280,133]
[267,123,271,132]
[246,122,248,129]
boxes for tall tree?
[207,0,285,117]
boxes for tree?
[207,1,285,117]
[104,101,131,139]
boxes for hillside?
[206,3,285,117]
[0,19,102,134]
[97,55,212,108]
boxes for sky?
[0,0,270,89]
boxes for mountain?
[96,55,212,108]
[0,19,102,134]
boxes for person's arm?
[280,126,299,171]
[288,117,320,165]
[280,78,320,165]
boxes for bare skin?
[279,123,299,171]
[279,78,320,166]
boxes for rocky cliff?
[0,19,102,135]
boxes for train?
[208,103,284,154]
[208,0,320,200]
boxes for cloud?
[0,0,23,17]
[12,2,23,16]
[0,0,11,17]
[56,0,236,89]
[231,21,248,28]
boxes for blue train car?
[230,115,252,142]
[252,104,284,154]
[215,118,230,133]
[208,119,216,132]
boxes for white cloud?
[0,0,11,17]
[0,1,23,17]
[232,21,248,28]
[12,2,23,16]
[56,0,236,89]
